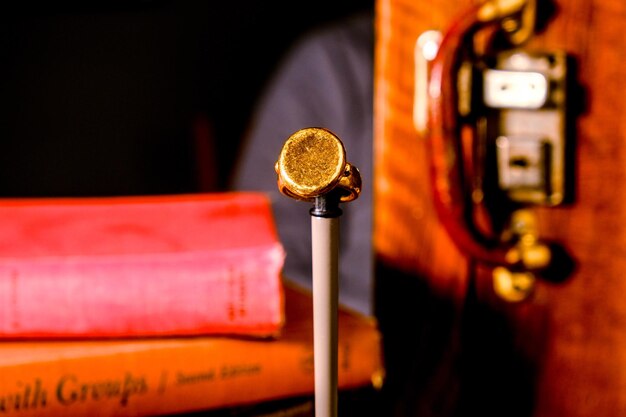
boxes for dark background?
[0,0,373,197]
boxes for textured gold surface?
[275,128,361,202]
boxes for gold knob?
[493,267,536,302]
[275,127,361,202]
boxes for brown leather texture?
[373,1,626,416]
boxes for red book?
[0,192,286,339]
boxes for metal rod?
[274,127,361,417]
[310,195,341,417]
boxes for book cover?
[177,385,384,417]
[0,192,285,338]
[0,284,385,416]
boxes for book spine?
[0,243,285,338]
[0,328,383,416]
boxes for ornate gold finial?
[275,127,361,203]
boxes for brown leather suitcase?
[373,1,626,416]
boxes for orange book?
[0,283,384,416]
[0,192,285,339]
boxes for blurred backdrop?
[0,0,372,197]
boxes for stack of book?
[0,192,384,416]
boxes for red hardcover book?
[0,192,285,339]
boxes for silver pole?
[311,208,340,417]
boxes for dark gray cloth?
[231,11,374,315]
